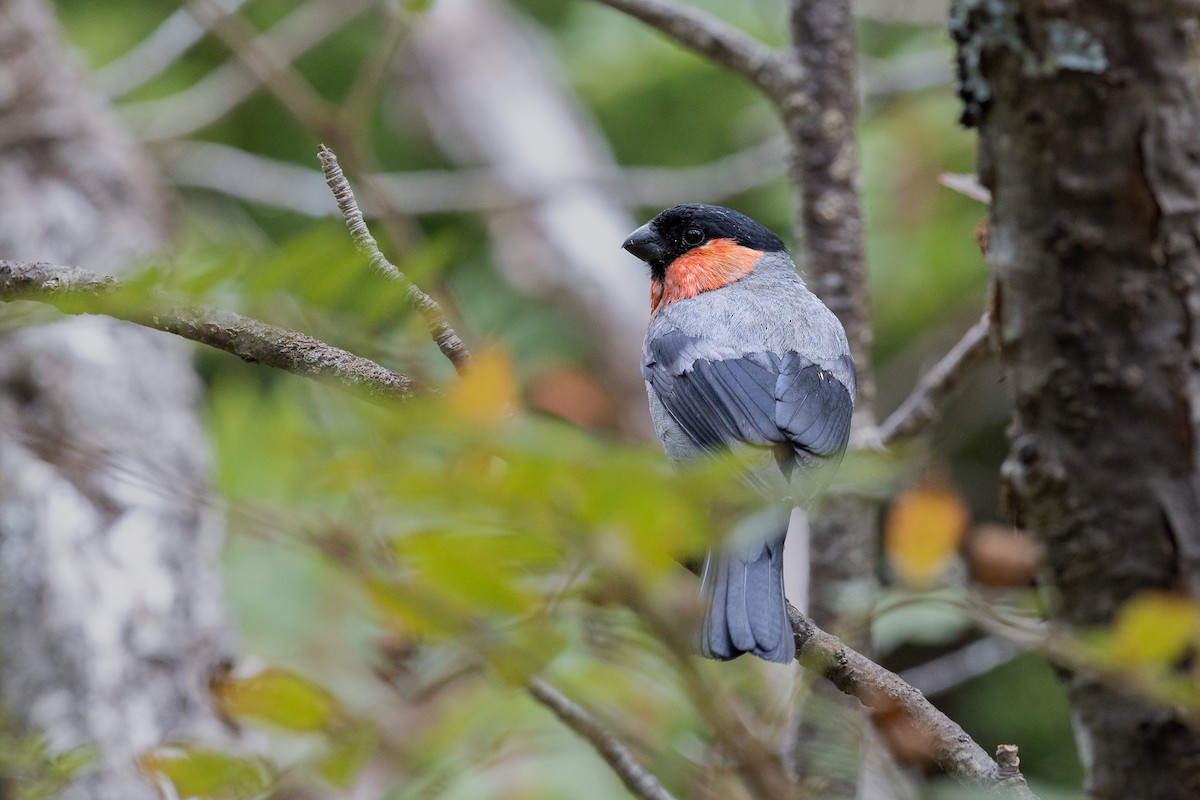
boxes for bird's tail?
[696,533,794,663]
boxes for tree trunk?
[0,1,235,797]
[952,1,1200,796]
[784,1,879,795]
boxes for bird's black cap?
[622,204,787,279]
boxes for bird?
[622,204,856,663]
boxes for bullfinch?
[623,204,856,663]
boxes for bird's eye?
[683,228,705,246]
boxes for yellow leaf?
[212,668,343,733]
[447,347,519,426]
[885,485,969,588]
[1112,592,1200,667]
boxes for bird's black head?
[622,204,787,279]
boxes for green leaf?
[212,668,344,732]
[139,747,273,800]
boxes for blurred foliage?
[140,747,275,800]
[0,722,93,800]
[6,0,1166,797]
[884,481,970,589]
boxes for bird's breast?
[650,239,762,314]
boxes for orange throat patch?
[650,238,761,314]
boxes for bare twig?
[938,173,993,205]
[527,676,678,800]
[318,145,472,374]
[788,605,1040,799]
[589,0,792,105]
[899,636,1025,697]
[162,138,789,217]
[183,0,336,135]
[0,260,414,402]
[120,0,374,141]
[97,0,251,98]
[877,312,993,445]
[159,140,514,215]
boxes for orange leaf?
[885,485,969,588]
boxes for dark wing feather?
[776,352,855,459]
[643,333,854,465]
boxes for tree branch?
[899,635,1024,698]
[527,676,678,800]
[119,0,374,141]
[162,137,789,217]
[788,605,1039,799]
[588,0,793,105]
[318,145,472,374]
[877,312,993,445]
[0,260,414,402]
[96,0,252,98]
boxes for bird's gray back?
[644,253,854,389]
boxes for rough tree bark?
[0,1,235,797]
[952,1,1200,797]
[785,1,878,793]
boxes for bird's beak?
[622,223,665,264]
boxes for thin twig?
[0,260,413,402]
[96,0,252,98]
[121,0,374,141]
[527,677,678,800]
[184,0,337,135]
[318,145,472,374]
[162,138,789,216]
[589,0,792,105]
[877,312,993,445]
[899,636,1025,697]
[788,605,1040,799]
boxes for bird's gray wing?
[642,329,854,463]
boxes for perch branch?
[589,0,792,105]
[877,312,993,445]
[527,676,678,800]
[788,605,1039,799]
[318,145,472,374]
[0,260,413,402]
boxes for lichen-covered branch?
[0,260,414,401]
[788,606,1039,799]
[527,677,678,800]
[318,145,472,374]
